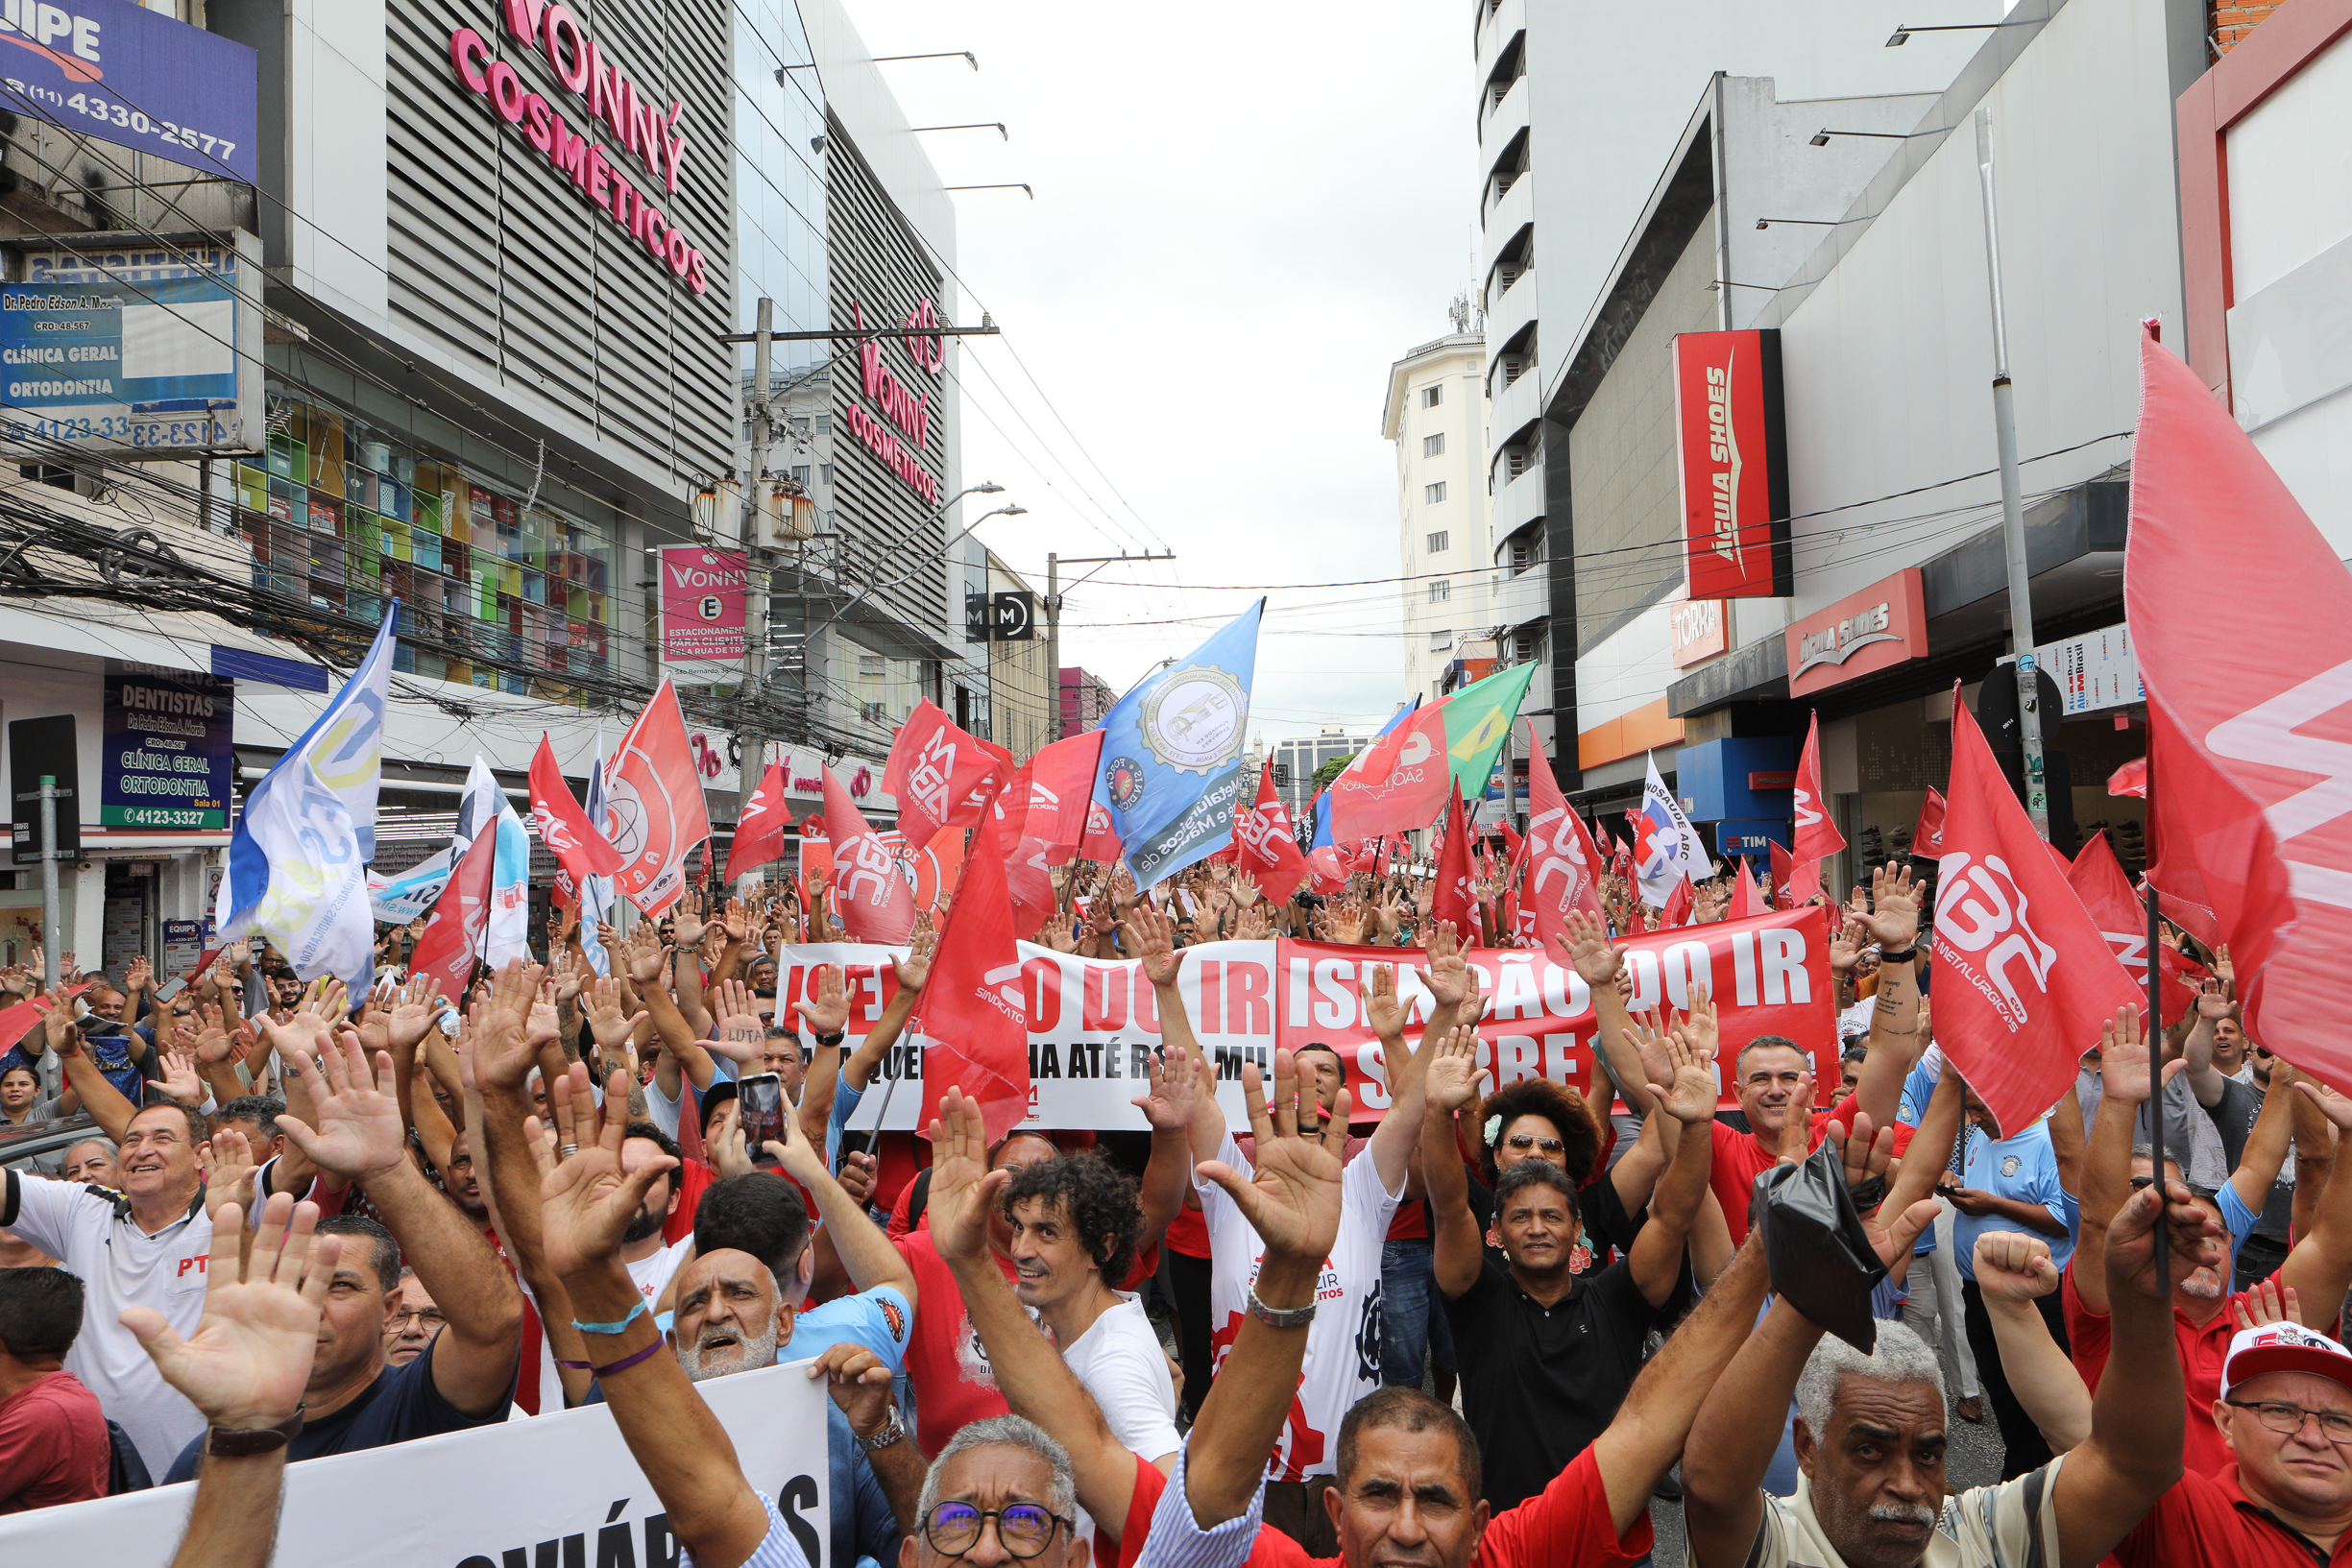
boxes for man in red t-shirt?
[0,1267,108,1511]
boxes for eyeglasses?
[1504,1134,1566,1155]
[388,1309,446,1333]
[2228,1399,2352,1442]
[922,1503,1070,1558]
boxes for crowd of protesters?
[0,847,2340,1568]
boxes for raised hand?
[1125,904,1181,989]
[524,982,563,1048]
[1973,1230,2061,1304]
[1619,1007,1682,1102]
[1132,1039,1203,1132]
[1363,963,1408,1041]
[1829,921,1865,975]
[1856,862,1922,951]
[532,1064,677,1282]
[1425,1023,1491,1114]
[673,889,710,951]
[1561,909,1621,987]
[2097,1005,2171,1107]
[623,925,667,987]
[193,1002,236,1068]
[715,977,764,1044]
[2106,1177,2228,1301]
[1195,1049,1347,1266]
[584,976,646,1053]
[387,974,440,1050]
[1822,1115,1938,1265]
[892,914,938,993]
[807,1342,899,1441]
[146,1045,206,1107]
[549,947,586,1008]
[720,897,751,945]
[205,1127,259,1223]
[279,1030,407,1182]
[2233,1278,2303,1331]
[125,953,153,993]
[121,1193,338,1431]
[1680,978,1721,1061]
[1420,921,1468,1008]
[1642,1024,1719,1125]
[925,1088,1004,1267]
[2292,1076,2352,1133]
[794,966,850,1036]
[471,957,547,1093]
[1233,871,1263,908]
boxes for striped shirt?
[1135,1445,1270,1568]
[680,1494,812,1568]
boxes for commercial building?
[1383,321,1495,707]
[1271,727,1368,826]
[1059,667,1117,736]
[0,0,975,963]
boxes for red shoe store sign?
[1673,328,1792,599]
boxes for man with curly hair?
[1001,1154,1181,1474]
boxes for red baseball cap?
[2222,1321,2352,1398]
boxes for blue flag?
[1311,790,1334,850]
[1093,602,1264,884]
[214,603,398,997]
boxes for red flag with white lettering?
[1933,695,2143,1135]
[722,762,791,884]
[2068,831,2196,1025]
[1305,844,1346,893]
[409,828,498,1007]
[2123,322,2340,1070]
[884,699,1013,852]
[1431,793,1475,934]
[604,678,712,917]
[914,800,1031,1146]
[823,767,916,943]
[1769,840,1795,906]
[797,816,832,889]
[1521,720,1605,949]
[1914,787,1948,860]
[1731,856,1768,919]
[1232,760,1311,904]
[996,731,1104,933]
[1793,712,1845,865]
[528,736,624,893]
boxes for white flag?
[1635,752,1714,907]
[457,758,533,968]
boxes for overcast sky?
[840,0,1472,748]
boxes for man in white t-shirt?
[619,1122,695,1303]
[1000,1153,1181,1471]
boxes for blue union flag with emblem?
[1091,601,1264,885]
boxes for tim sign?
[1673,329,1791,599]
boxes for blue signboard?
[0,0,258,183]
[102,662,233,831]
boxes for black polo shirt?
[1440,1249,1661,1514]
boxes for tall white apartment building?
[1384,327,1493,705]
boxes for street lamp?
[1886,20,2036,45]
[810,495,1025,637]
[1809,127,1952,145]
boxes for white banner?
[0,1360,831,1568]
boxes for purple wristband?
[592,1340,664,1380]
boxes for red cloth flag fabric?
[1232,760,1311,904]
[1304,844,1346,892]
[797,816,833,890]
[409,828,498,1006]
[1793,712,1846,866]
[1932,694,2143,1136]
[2067,831,2195,1025]
[1431,794,1476,934]
[996,732,1105,934]
[604,678,711,916]
[722,762,791,884]
[1330,702,1452,840]
[823,766,916,943]
[884,700,1012,853]
[529,736,624,891]
[2107,758,2147,799]
[1521,720,1605,949]
[1078,797,1123,864]
[1731,856,1768,919]
[2122,321,2346,1071]
[913,800,1031,1146]
[1914,787,1948,859]
[1768,840,1795,906]
[1661,876,1695,929]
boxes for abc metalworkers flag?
[0,1361,828,1567]
[793,906,1834,1132]
[1092,601,1263,885]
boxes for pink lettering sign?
[658,545,747,664]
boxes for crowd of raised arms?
[0,851,2341,1568]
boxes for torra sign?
[446,1,712,294]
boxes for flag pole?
[2145,711,2167,1292]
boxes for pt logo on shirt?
[1353,1281,1383,1385]
[176,1255,208,1278]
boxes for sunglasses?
[1503,1134,1566,1155]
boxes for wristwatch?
[855,1410,906,1453]
[206,1407,303,1457]
[812,1029,845,1048]
[1246,1284,1317,1330]
[1878,946,1918,964]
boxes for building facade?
[1272,727,1367,826]
[1059,667,1117,736]
[1383,326,1494,707]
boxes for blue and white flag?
[457,758,534,969]
[577,730,613,977]
[215,603,398,996]
[369,847,452,926]
[1635,751,1713,907]
[1092,602,1263,885]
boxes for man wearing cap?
[2113,1321,2352,1564]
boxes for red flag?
[1304,844,1347,893]
[528,736,623,895]
[1431,794,1475,933]
[996,732,1105,934]
[722,762,791,883]
[1914,787,1947,860]
[1521,720,1605,949]
[1329,702,1451,841]
[2068,832,2197,1025]
[914,800,1031,1147]
[409,828,499,1006]
[884,700,1013,852]
[1232,760,1312,904]
[797,815,833,890]
[1079,795,1122,864]
[1932,694,2143,1135]
[1793,711,1845,865]
[1731,856,1768,919]
[2107,758,2147,799]
[822,767,916,943]
[604,678,711,917]
[1661,875,1695,929]
[2123,322,2341,1072]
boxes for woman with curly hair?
[1461,1073,1667,1270]
[998,1154,1181,1473]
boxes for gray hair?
[916,1415,1077,1525]
[1793,1319,1946,1437]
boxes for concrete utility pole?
[736,298,775,839]
[1044,549,1176,741]
[36,776,59,992]
[1974,108,2049,839]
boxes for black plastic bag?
[1751,1142,1888,1352]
